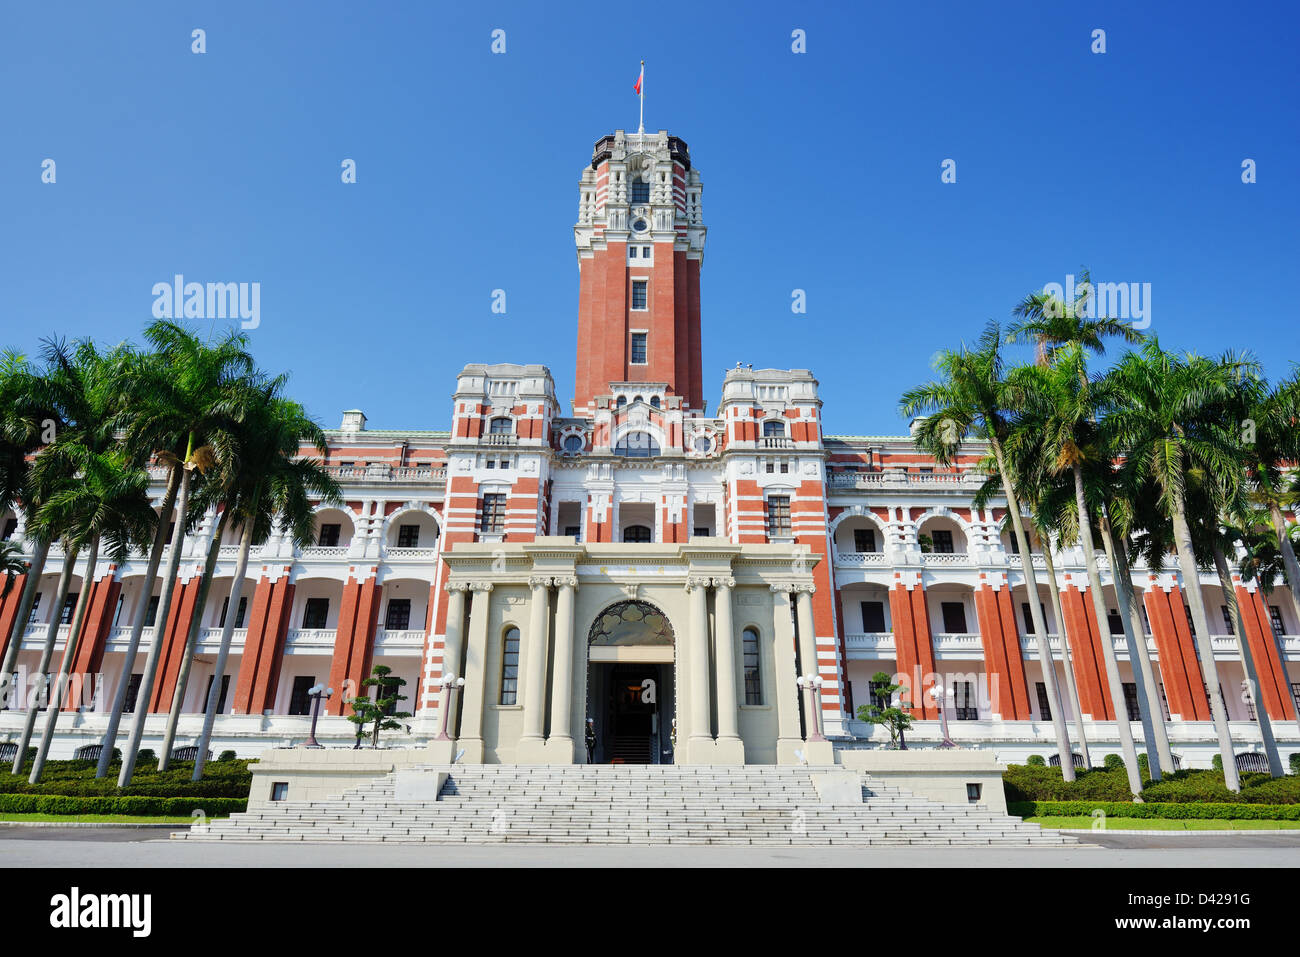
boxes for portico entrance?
[585,599,677,765]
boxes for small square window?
[270,782,289,802]
[628,246,638,259]
[397,524,419,547]
[317,523,341,547]
[642,246,652,258]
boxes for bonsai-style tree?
[856,671,914,749]
[347,665,411,749]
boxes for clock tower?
[573,130,706,415]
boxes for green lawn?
[1026,815,1300,831]
[0,812,224,824]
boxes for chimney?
[341,409,367,432]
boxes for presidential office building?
[3,127,1298,768]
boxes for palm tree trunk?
[96,469,181,777]
[1212,543,1283,777]
[29,534,99,782]
[157,510,228,770]
[1072,464,1143,797]
[192,508,255,781]
[990,439,1076,781]
[0,538,49,709]
[1169,484,1241,791]
[11,546,78,774]
[119,462,193,786]
[1039,538,1091,767]
[1099,502,1174,779]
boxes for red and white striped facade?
[2,128,1297,765]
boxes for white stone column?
[794,585,835,764]
[771,586,804,764]
[685,576,714,763]
[518,576,552,762]
[456,582,493,763]
[546,577,577,762]
[440,584,469,710]
[794,586,818,724]
[713,576,745,764]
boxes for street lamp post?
[302,684,333,748]
[435,673,465,741]
[796,675,827,742]
[929,682,956,748]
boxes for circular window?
[563,434,583,453]
[632,218,648,232]
[693,435,712,453]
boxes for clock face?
[632,218,648,232]
[563,434,583,453]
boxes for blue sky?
[2,1,1297,435]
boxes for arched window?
[650,396,661,408]
[623,525,652,543]
[616,395,628,409]
[632,395,643,405]
[763,420,786,437]
[489,417,513,435]
[500,627,520,704]
[614,432,659,457]
[743,628,762,704]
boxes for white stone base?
[836,748,1009,814]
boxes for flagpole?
[638,59,644,133]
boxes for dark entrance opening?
[587,663,674,764]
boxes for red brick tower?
[573,130,706,415]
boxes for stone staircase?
[177,765,1073,846]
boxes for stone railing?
[834,551,889,565]
[920,552,974,567]
[844,633,895,654]
[323,465,447,483]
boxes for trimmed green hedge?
[1004,763,1300,804]
[0,758,253,799]
[0,793,245,817]
[1010,800,1300,821]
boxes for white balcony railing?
[834,551,888,566]
[920,552,974,567]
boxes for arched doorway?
[586,600,676,764]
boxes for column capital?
[685,575,712,592]
[466,580,495,593]
[446,580,473,594]
[711,576,735,590]
[528,575,555,589]
[769,581,815,594]
[553,575,578,589]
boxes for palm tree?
[192,386,340,779]
[1005,352,1143,796]
[973,433,1093,767]
[1009,273,1171,784]
[1106,341,1257,791]
[7,338,124,773]
[1236,368,1300,700]
[0,352,58,711]
[114,321,253,787]
[900,321,1078,781]
[27,447,153,781]
[157,376,291,769]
